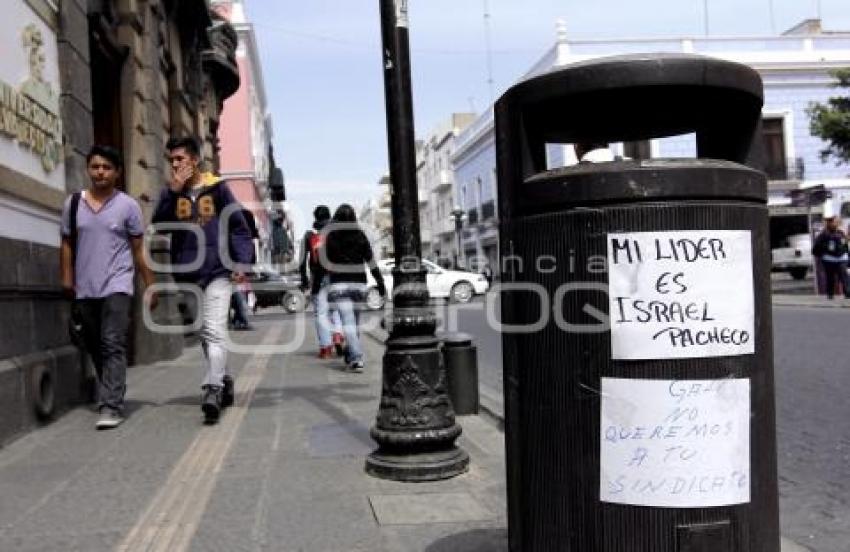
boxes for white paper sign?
[607,230,754,360]
[600,377,751,508]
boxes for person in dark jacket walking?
[812,216,850,299]
[299,205,344,358]
[325,204,386,372]
[152,136,254,423]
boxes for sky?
[247,0,850,235]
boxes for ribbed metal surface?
[501,187,778,551]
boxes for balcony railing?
[434,170,453,192]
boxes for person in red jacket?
[299,205,344,358]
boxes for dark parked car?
[250,268,305,313]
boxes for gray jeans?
[73,293,132,412]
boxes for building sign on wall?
[0,23,62,172]
[607,230,755,360]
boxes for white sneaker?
[95,408,124,430]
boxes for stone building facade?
[0,0,239,446]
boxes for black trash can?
[441,332,479,415]
[495,54,779,552]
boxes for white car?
[771,233,812,280]
[364,259,489,310]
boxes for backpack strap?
[69,191,82,260]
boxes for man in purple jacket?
[152,136,254,423]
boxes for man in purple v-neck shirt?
[60,145,157,430]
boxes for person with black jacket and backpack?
[299,205,344,358]
[325,204,386,372]
[60,145,157,430]
[812,216,850,299]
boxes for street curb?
[478,386,505,430]
[781,537,813,551]
[773,294,850,309]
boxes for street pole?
[451,206,465,269]
[808,190,817,295]
[366,0,469,481]
[456,226,462,268]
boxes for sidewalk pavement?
[0,310,818,552]
[0,313,507,552]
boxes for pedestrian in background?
[299,205,345,358]
[325,204,386,372]
[60,145,158,430]
[229,278,254,330]
[152,136,254,424]
[812,216,850,299]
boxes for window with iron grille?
[761,118,788,180]
[482,200,495,220]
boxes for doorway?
[88,18,127,188]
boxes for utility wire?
[483,0,495,105]
[252,21,540,55]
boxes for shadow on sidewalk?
[123,399,161,416]
[248,383,375,409]
[425,528,508,552]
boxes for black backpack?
[67,191,85,347]
[68,191,82,258]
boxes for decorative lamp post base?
[366,446,469,482]
[367,334,469,482]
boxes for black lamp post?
[450,206,465,269]
[365,0,469,481]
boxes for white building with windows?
[415,113,476,266]
[359,174,394,260]
[451,18,850,270]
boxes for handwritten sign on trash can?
[600,377,751,508]
[607,230,754,360]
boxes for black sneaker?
[221,375,235,408]
[347,360,364,373]
[202,385,222,423]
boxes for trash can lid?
[521,158,765,212]
[497,53,763,147]
[441,332,473,347]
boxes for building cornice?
[234,22,268,113]
[0,166,63,213]
[452,122,494,166]
[24,0,57,31]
